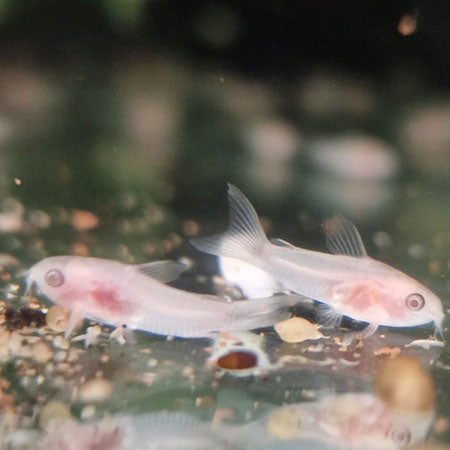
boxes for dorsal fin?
[323,214,367,257]
[270,238,295,249]
[137,260,189,283]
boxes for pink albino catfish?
[25,256,295,338]
[192,185,444,337]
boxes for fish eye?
[45,269,65,287]
[390,425,411,446]
[405,293,425,311]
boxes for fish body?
[26,256,294,338]
[192,185,444,334]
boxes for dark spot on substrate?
[5,308,46,330]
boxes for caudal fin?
[191,184,269,261]
[229,295,296,331]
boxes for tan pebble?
[53,335,70,350]
[79,378,113,403]
[274,317,324,343]
[53,351,67,363]
[267,407,301,439]
[39,401,72,429]
[32,341,53,364]
[8,332,23,354]
[374,346,401,358]
[46,305,69,332]
[66,348,81,363]
[374,355,434,414]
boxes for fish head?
[26,256,85,306]
[386,271,444,333]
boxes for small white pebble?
[53,336,70,350]
[53,351,67,363]
[147,358,158,369]
[80,405,96,420]
[79,378,113,403]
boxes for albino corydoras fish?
[192,185,444,337]
[25,256,295,338]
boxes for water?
[0,6,450,446]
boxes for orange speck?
[14,178,21,186]
[374,346,401,358]
[433,417,449,434]
[398,14,417,36]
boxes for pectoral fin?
[316,303,343,328]
[64,307,85,339]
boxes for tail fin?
[229,295,296,331]
[191,184,269,261]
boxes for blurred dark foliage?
[0,0,448,84]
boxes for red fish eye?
[405,293,425,311]
[45,269,65,287]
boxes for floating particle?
[46,305,69,332]
[39,401,72,430]
[14,178,21,186]
[267,407,301,439]
[79,378,113,403]
[274,317,324,343]
[398,14,417,36]
[374,355,434,413]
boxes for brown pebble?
[46,305,69,332]
[216,351,257,370]
[374,355,434,414]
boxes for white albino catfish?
[25,256,295,339]
[192,184,444,337]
